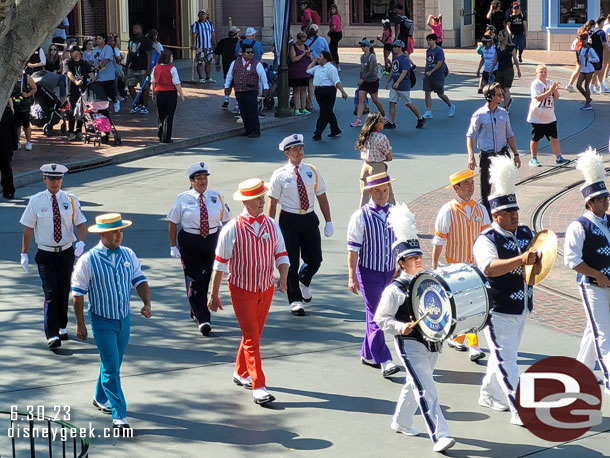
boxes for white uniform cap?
[279,134,304,151]
[40,163,68,177]
[185,161,211,179]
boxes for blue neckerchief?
[105,247,121,257]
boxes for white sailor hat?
[185,161,210,179]
[279,134,304,151]
[40,163,68,177]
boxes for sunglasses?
[50,48,58,51]
[244,50,254,54]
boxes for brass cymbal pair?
[523,230,558,286]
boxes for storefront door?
[460,0,476,47]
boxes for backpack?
[409,63,417,87]
[398,14,414,38]
[309,9,320,26]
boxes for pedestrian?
[214,26,240,109]
[289,32,313,115]
[490,29,521,111]
[234,27,263,62]
[422,34,455,120]
[347,172,400,379]
[564,148,610,397]
[393,4,414,55]
[208,178,290,405]
[224,43,269,138]
[44,44,67,100]
[526,65,568,166]
[375,203,456,453]
[126,23,153,114]
[146,29,164,68]
[328,4,342,71]
[52,17,70,48]
[589,17,610,93]
[19,164,87,349]
[487,0,505,35]
[431,169,490,362]
[305,23,331,109]
[506,2,527,63]
[0,101,17,199]
[167,161,231,336]
[82,37,95,66]
[427,14,443,47]
[576,33,600,110]
[268,134,333,316]
[25,47,46,76]
[93,34,120,113]
[71,213,152,431]
[300,1,319,32]
[473,155,538,427]
[350,39,386,127]
[378,19,393,73]
[476,37,497,94]
[10,68,36,151]
[151,49,185,143]
[64,44,95,141]
[109,34,128,100]
[466,82,521,213]
[355,113,396,207]
[384,40,425,129]
[307,51,348,141]
[565,22,593,92]
[191,9,216,83]
[603,14,610,86]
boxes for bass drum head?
[408,271,456,342]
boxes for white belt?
[38,243,72,253]
[183,227,218,235]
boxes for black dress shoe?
[361,358,381,369]
[233,377,253,389]
[254,393,276,405]
[3,193,14,199]
[328,130,342,137]
[48,338,61,350]
[312,134,321,141]
[59,333,69,341]
[470,351,486,362]
[199,322,212,336]
[382,366,401,378]
[92,399,112,414]
[248,132,261,138]
[241,131,251,136]
[112,422,132,433]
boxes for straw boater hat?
[387,203,422,259]
[577,147,609,202]
[445,169,479,189]
[233,178,271,201]
[363,171,397,190]
[88,213,133,233]
[488,156,519,214]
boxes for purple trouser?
[357,265,394,364]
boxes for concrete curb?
[14,115,299,189]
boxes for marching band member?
[19,164,87,349]
[564,148,610,396]
[208,178,289,405]
[347,172,400,378]
[472,155,538,426]
[375,203,455,453]
[167,161,232,336]
[431,169,490,362]
[268,134,333,316]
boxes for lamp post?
[275,6,292,117]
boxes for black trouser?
[328,31,342,64]
[480,149,511,213]
[67,90,83,133]
[314,86,339,137]
[35,247,75,340]
[178,230,218,324]
[156,91,177,143]
[235,90,260,135]
[0,149,14,197]
[279,211,323,304]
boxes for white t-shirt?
[526,78,556,125]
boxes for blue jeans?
[89,311,130,419]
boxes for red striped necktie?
[199,194,209,238]
[52,194,62,243]
[295,166,310,211]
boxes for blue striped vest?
[576,216,610,284]
[481,225,534,315]
[359,204,396,272]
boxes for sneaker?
[25,142,32,151]
[390,422,419,436]
[593,85,602,94]
[295,109,303,116]
[510,411,524,426]
[205,77,216,83]
[232,371,253,389]
[17,143,22,150]
[290,301,305,316]
[299,282,312,302]
[416,118,426,129]
[447,104,456,117]
[258,112,266,119]
[382,116,389,123]
[602,84,610,93]
[422,110,433,119]
[478,393,509,411]
[222,100,229,109]
[67,133,77,141]
[447,338,467,351]
[301,108,311,115]
[129,105,142,113]
[92,398,112,414]
[139,106,150,114]
[555,155,569,165]
[518,55,523,63]
[529,157,541,167]
[580,103,593,110]
[384,121,396,129]
[433,437,456,453]
[469,347,485,361]
[113,100,120,113]
[565,84,576,92]
[350,119,363,127]
[199,78,206,83]
[252,387,275,405]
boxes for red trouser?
[229,283,274,389]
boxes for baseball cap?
[198,9,207,15]
[245,27,258,36]
[229,26,240,35]
[359,38,374,47]
[391,39,405,48]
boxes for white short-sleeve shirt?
[268,162,326,214]
[526,78,556,125]
[167,188,232,234]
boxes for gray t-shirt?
[93,45,115,82]
[360,53,378,82]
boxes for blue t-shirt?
[391,53,411,91]
[425,46,445,80]
[234,39,264,61]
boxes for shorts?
[383,43,393,52]
[289,78,309,87]
[423,76,444,94]
[495,67,514,88]
[359,80,379,94]
[482,70,496,85]
[196,48,214,64]
[512,34,526,52]
[126,69,150,89]
[531,121,558,142]
[13,110,30,128]
[389,88,412,104]
[100,80,117,99]
[592,61,602,71]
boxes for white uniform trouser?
[393,337,451,444]
[577,320,598,370]
[481,308,529,413]
[577,283,610,390]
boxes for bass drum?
[408,263,490,342]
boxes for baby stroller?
[261,62,278,110]
[79,81,121,146]
[30,70,67,136]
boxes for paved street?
[1,49,610,457]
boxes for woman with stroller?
[45,44,67,100]
[64,44,95,141]
[151,49,185,143]
[83,37,96,65]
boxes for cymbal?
[523,230,558,286]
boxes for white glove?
[170,246,181,258]
[74,241,85,257]
[20,253,29,273]
[324,222,334,238]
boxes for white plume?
[577,147,605,185]
[488,155,516,198]
[387,203,418,242]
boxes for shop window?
[350,0,412,25]
[559,0,587,25]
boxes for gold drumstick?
[408,311,431,329]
